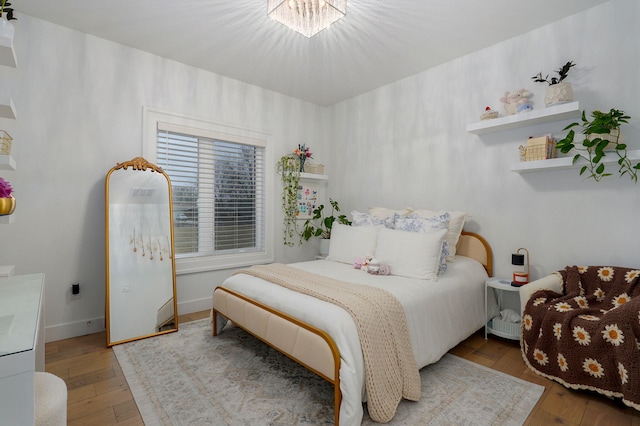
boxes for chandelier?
[267,0,347,38]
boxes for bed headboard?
[456,231,493,277]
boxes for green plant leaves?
[556,108,637,182]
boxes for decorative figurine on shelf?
[517,101,534,114]
[500,89,534,116]
[480,106,499,120]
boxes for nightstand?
[485,277,521,340]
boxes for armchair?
[520,265,640,411]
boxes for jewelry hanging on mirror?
[148,237,154,260]
[141,234,146,257]
[158,238,163,261]
[130,228,138,252]
[166,236,173,259]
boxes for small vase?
[544,82,573,106]
[0,196,15,215]
[319,239,330,256]
[585,129,622,152]
[299,157,306,173]
[0,17,15,41]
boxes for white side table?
[485,277,521,340]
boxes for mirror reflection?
[105,157,178,346]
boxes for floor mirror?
[105,157,178,346]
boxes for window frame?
[143,107,275,275]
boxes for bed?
[212,227,492,425]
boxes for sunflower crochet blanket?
[522,265,640,410]
[234,263,421,423]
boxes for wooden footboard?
[212,231,492,425]
[212,286,342,426]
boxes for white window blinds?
[156,123,266,260]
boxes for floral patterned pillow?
[351,211,394,228]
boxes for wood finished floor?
[45,310,640,425]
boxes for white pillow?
[412,209,468,261]
[375,227,447,280]
[394,212,450,274]
[326,224,380,264]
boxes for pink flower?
[0,177,12,198]
[294,144,313,160]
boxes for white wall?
[0,15,326,341]
[1,0,638,342]
[327,0,640,282]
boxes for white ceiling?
[15,0,609,106]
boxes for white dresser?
[0,273,45,426]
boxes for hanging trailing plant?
[277,154,301,246]
[556,108,638,182]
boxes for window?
[143,109,274,274]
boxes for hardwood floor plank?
[67,387,133,422]
[113,400,142,423]
[67,406,117,426]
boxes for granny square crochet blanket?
[521,265,640,410]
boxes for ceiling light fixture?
[267,0,346,38]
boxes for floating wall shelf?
[467,102,580,135]
[300,172,328,181]
[0,35,16,68]
[0,215,15,224]
[510,149,640,173]
[0,96,16,119]
[0,155,15,170]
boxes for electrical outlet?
[71,283,81,300]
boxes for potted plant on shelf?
[531,61,575,106]
[277,153,301,246]
[300,198,351,256]
[556,108,639,182]
[0,1,16,40]
[0,176,15,215]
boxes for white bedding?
[215,255,490,425]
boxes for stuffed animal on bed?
[356,255,390,275]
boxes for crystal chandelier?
[267,0,347,38]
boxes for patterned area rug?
[113,319,543,425]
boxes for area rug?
[113,319,544,425]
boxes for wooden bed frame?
[212,231,492,425]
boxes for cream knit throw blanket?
[234,263,421,423]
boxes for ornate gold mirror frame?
[105,157,178,346]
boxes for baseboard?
[178,296,213,316]
[44,296,213,343]
[45,316,106,343]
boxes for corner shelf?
[510,149,640,173]
[0,155,15,170]
[467,102,580,135]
